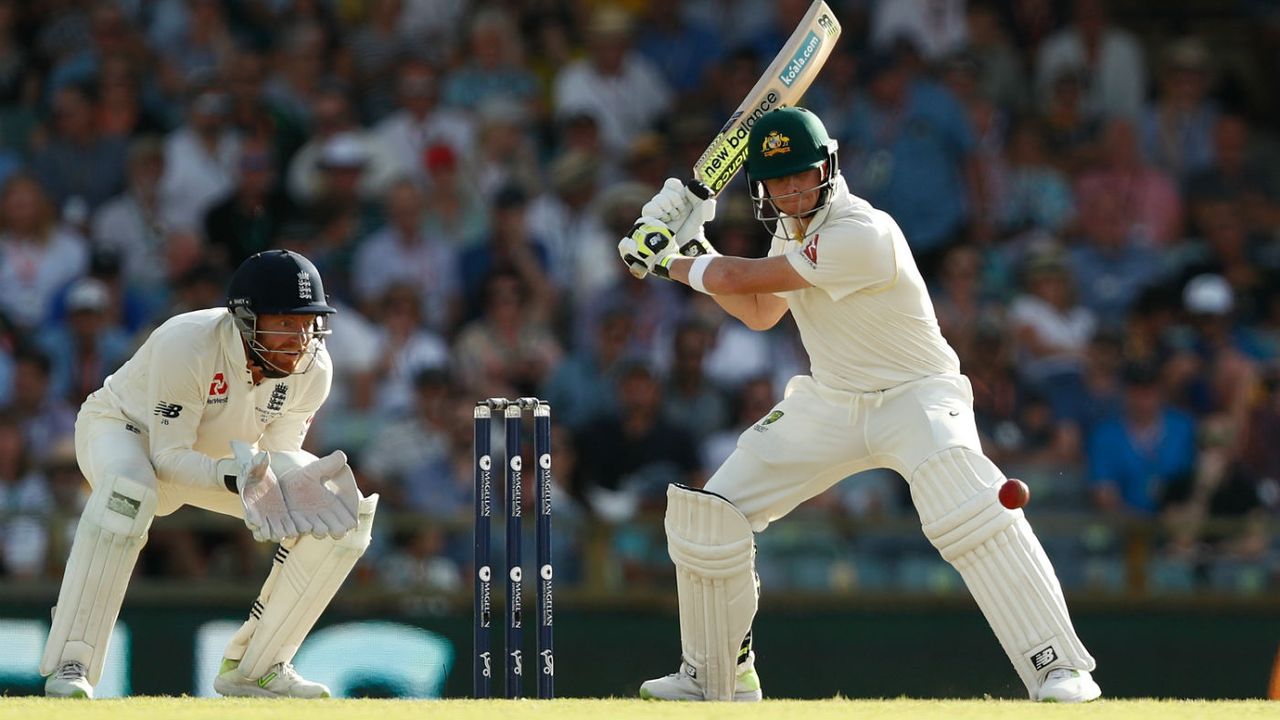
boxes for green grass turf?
[1,698,1277,720]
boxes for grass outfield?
[1,698,1277,719]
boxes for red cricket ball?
[998,478,1030,509]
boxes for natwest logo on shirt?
[801,233,819,267]
[207,373,229,405]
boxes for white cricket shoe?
[639,659,762,702]
[45,660,93,698]
[1037,667,1101,702]
[213,658,331,698]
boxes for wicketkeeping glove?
[221,442,299,543]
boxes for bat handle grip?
[685,179,712,200]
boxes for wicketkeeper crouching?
[40,250,377,699]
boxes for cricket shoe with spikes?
[1037,667,1101,702]
[45,660,93,698]
[213,658,331,698]
[639,656,762,702]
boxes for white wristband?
[687,255,714,294]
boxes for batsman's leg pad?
[39,474,156,684]
[665,484,758,701]
[910,448,1095,696]
[225,494,378,679]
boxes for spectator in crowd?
[1000,116,1075,236]
[92,136,174,291]
[419,143,490,251]
[1036,0,1146,119]
[552,6,672,154]
[542,305,633,433]
[1069,186,1160,321]
[442,8,539,114]
[361,369,458,513]
[662,320,729,445]
[94,55,166,141]
[1088,361,1196,514]
[1038,62,1101,174]
[633,0,723,101]
[470,98,540,201]
[287,84,399,206]
[1139,37,1218,184]
[845,45,980,273]
[458,184,553,324]
[963,0,1031,114]
[1165,275,1260,454]
[453,269,562,400]
[367,283,450,417]
[348,0,415,121]
[1009,245,1096,418]
[1074,118,1182,247]
[526,149,611,292]
[1185,114,1279,236]
[572,360,701,518]
[933,244,999,362]
[0,409,51,579]
[35,277,131,406]
[353,179,459,334]
[261,23,328,132]
[7,346,75,465]
[375,56,475,189]
[153,0,235,83]
[159,78,240,230]
[871,0,969,62]
[0,174,88,330]
[204,137,298,272]
[31,82,128,213]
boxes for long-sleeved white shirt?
[79,308,333,489]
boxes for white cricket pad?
[40,474,157,684]
[910,448,1095,696]
[223,494,378,679]
[664,484,758,701]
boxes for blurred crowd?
[1,0,1280,597]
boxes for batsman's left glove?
[619,217,680,279]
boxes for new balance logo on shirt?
[153,402,183,419]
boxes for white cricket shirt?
[771,176,961,393]
[79,308,333,489]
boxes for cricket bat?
[693,0,842,195]
[626,1,841,278]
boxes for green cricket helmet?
[745,107,840,224]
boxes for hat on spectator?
[549,150,597,192]
[1183,273,1233,315]
[423,143,458,174]
[66,278,111,314]
[588,6,632,37]
[318,133,368,169]
[1121,360,1161,387]
[478,96,527,127]
[1164,37,1210,72]
[494,183,528,210]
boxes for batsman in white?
[41,249,378,699]
[619,107,1101,702]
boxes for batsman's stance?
[619,107,1100,702]
[41,250,377,699]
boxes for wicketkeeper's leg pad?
[224,494,378,679]
[910,447,1095,696]
[665,484,758,701]
[40,473,157,684]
